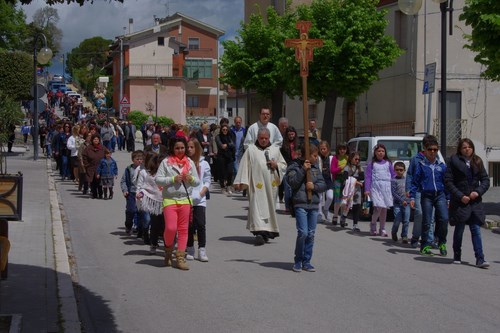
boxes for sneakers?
[303,263,316,272]
[391,232,398,241]
[370,230,378,236]
[198,247,209,262]
[420,245,434,256]
[292,262,302,272]
[185,246,195,260]
[380,230,388,237]
[476,258,490,269]
[352,224,360,232]
[340,216,347,228]
[149,245,157,255]
[439,243,447,256]
[255,235,265,246]
[402,237,409,244]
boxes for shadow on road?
[226,258,292,271]
[0,263,118,332]
[135,258,165,268]
[413,256,450,264]
[224,215,248,221]
[219,235,255,245]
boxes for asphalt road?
[55,148,500,333]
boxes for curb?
[46,159,81,332]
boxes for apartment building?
[111,12,224,124]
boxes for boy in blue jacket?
[409,137,449,256]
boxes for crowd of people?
[25,102,491,272]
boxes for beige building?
[243,0,500,185]
[111,13,224,124]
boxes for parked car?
[52,74,63,81]
[347,134,444,171]
[66,92,83,104]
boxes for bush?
[126,110,174,128]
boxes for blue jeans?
[411,192,435,243]
[103,140,111,151]
[453,219,485,260]
[61,154,71,178]
[294,207,318,264]
[420,192,448,248]
[392,203,410,237]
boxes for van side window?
[358,141,369,162]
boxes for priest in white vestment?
[234,128,287,245]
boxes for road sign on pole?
[423,62,436,94]
[120,95,130,105]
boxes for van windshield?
[378,140,423,161]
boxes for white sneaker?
[198,247,209,262]
[149,245,157,255]
[186,246,195,260]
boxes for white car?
[66,92,83,104]
[347,135,444,171]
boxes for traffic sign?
[423,62,436,94]
[120,95,130,105]
[120,106,130,115]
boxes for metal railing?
[433,119,468,148]
[126,64,173,78]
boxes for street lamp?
[154,77,165,122]
[398,0,453,158]
[33,33,53,161]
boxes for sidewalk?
[0,148,80,332]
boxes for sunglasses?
[426,148,438,152]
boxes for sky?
[18,0,244,74]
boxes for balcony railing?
[125,64,174,78]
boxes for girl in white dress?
[364,144,395,236]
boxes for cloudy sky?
[19,0,244,72]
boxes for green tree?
[0,0,29,50]
[292,0,402,143]
[66,36,112,93]
[0,92,24,173]
[11,0,123,5]
[0,50,34,100]
[220,5,297,124]
[32,6,62,53]
[460,0,500,81]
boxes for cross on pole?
[285,21,323,200]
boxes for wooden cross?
[284,21,323,77]
[285,21,323,201]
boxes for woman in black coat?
[215,124,235,194]
[444,138,490,268]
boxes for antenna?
[165,1,176,17]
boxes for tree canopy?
[460,0,500,81]
[220,5,297,124]
[0,50,34,101]
[10,0,123,5]
[0,0,29,50]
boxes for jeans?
[188,206,207,248]
[61,154,71,178]
[294,207,318,264]
[163,204,190,252]
[392,203,410,237]
[411,192,436,243]
[420,192,448,248]
[453,219,485,260]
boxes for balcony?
[125,64,174,79]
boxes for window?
[188,38,199,50]
[158,37,165,46]
[187,96,199,107]
[184,59,212,79]
[394,11,407,50]
[358,140,369,162]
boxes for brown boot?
[175,251,189,270]
[164,246,174,267]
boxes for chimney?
[128,18,134,34]
[154,15,160,26]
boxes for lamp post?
[398,0,453,158]
[33,33,53,161]
[154,77,165,122]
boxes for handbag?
[362,195,372,216]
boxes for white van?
[347,135,444,171]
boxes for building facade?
[111,13,224,124]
